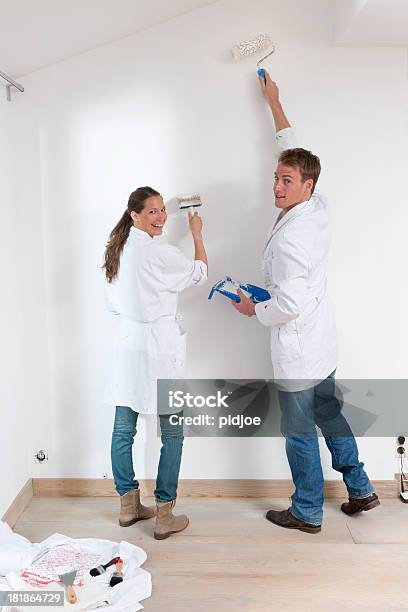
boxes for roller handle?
[257,68,266,84]
[66,585,77,604]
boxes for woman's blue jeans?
[111,406,184,502]
[279,371,374,525]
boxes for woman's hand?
[189,210,203,238]
[189,210,207,267]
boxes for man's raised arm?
[259,70,298,151]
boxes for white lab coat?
[255,128,337,391]
[104,227,207,413]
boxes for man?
[233,71,379,533]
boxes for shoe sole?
[276,523,321,534]
[119,516,154,527]
[154,519,189,540]
[342,498,380,516]
[266,514,321,534]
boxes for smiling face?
[131,195,167,237]
[274,162,314,210]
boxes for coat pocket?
[150,323,187,378]
[172,327,187,371]
[275,321,302,362]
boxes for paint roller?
[231,33,275,82]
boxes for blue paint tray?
[208,276,270,303]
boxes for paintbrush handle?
[66,585,77,604]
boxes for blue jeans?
[279,372,374,525]
[111,406,184,502]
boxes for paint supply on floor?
[176,193,202,213]
[109,558,124,587]
[20,544,99,587]
[1,526,152,610]
[230,33,275,81]
[89,556,120,577]
[58,567,77,604]
[208,276,271,303]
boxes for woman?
[103,186,207,540]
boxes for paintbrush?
[176,193,203,213]
[58,568,77,604]
[90,555,120,577]
[109,558,124,587]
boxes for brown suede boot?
[341,493,380,516]
[119,489,155,527]
[154,500,189,540]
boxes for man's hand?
[258,70,291,132]
[258,70,280,106]
[232,288,256,317]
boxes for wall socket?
[396,435,407,459]
[35,449,48,463]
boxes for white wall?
[333,0,368,43]
[0,92,51,516]
[333,0,408,46]
[6,0,407,489]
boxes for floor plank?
[13,496,408,611]
[345,499,408,544]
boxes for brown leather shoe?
[265,508,321,534]
[341,493,380,516]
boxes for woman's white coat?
[104,227,207,413]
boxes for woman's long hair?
[103,186,161,283]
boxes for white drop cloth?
[0,522,151,612]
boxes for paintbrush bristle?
[177,193,202,210]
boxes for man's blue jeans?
[279,371,374,525]
[111,406,184,502]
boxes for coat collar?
[129,226,153,241]
[270,198,311,237]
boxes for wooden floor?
[14,496,408,612]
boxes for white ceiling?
[333,0,408,46]
[1,0,407,80]
[0,0,219,77]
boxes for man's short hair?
[278,148,321,194]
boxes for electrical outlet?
[396,435,407,459]
[35,449,48,463]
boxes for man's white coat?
[255,129,337,390]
